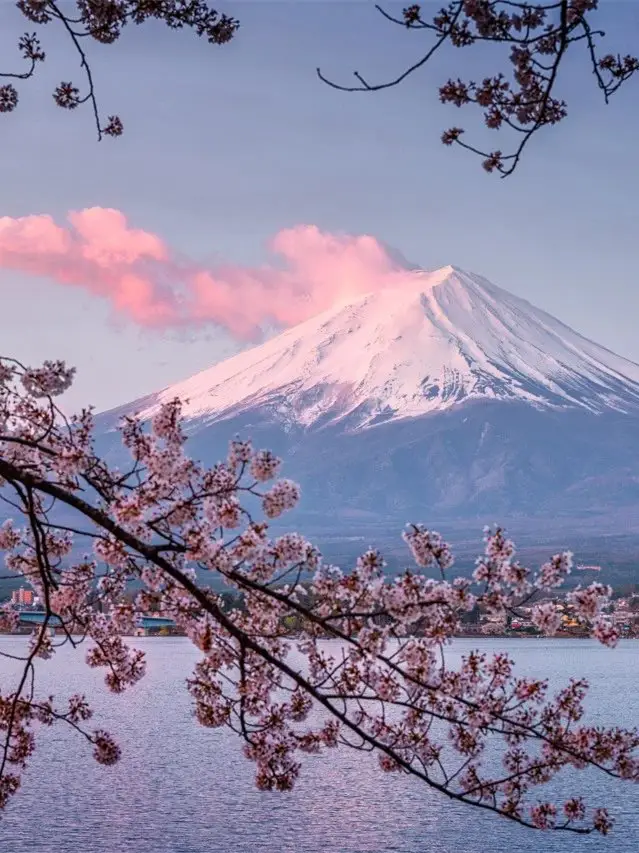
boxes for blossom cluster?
[432,0,638,173]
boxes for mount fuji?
[99,265,639,525]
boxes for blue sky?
[1,1,638,412]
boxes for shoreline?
[2,630,637,640]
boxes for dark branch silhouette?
[317,1,639,176]
[1,0,239,139]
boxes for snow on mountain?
[127,265,639,431]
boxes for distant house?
[11,587,34,607]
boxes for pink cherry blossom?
[0,356,636,836]
[531,601,562,635]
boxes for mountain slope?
[121,266,639,431]
[98,264,639,524]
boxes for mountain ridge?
[96,263,639,526]
[106,265,639,431]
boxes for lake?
[1,637,637,853]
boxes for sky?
[0,0,638,412]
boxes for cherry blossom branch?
[317,1,639,176]
[1,0,239,139]
[0,356,636,833]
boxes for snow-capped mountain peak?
[126,265,639,430]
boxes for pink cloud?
[0,208,418,338]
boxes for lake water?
[1,637,638,853]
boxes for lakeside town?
[4,583,639,639]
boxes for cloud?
[0,207,419,338]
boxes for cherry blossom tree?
[318,1,639,176]
[0,357,637,829]
[0,0,239,139]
